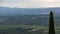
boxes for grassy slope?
[0,25,60,34]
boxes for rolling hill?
[0,7,60,16]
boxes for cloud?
[0,0,60,8]
[0,0,4,4]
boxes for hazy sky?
[0,0,60,8]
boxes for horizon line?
[0,6,60,8]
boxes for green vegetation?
[49,11,55,34]
[0,11,60,34]
[0,25,47,29]
[0,25,60,34]
[0,14,60,26]
[0,25,47,34]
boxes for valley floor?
[0,25,60,34]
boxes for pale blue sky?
[0,0,60,8]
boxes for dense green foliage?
[49,11,55,34]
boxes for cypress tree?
[49,11,55,34]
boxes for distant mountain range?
[0,7,60,16]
